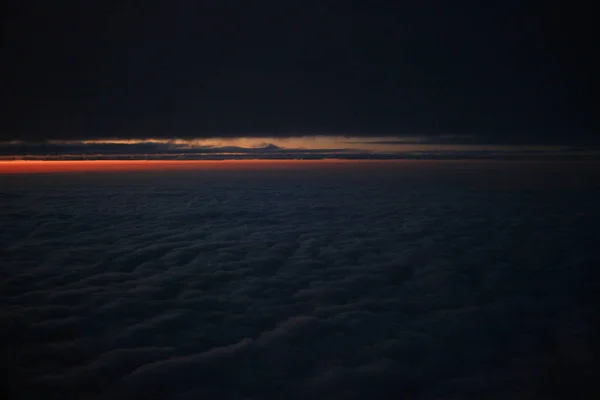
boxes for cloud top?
[1,172,599,399]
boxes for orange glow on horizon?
[2,159,597,176]
[0,159,418,174]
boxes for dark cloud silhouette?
[0,141,355,159]
[1,140,599,161]
[1,170,600,399]
[350,136,600,147]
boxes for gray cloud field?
[1,170,599,399]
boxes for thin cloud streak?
[0,136,598,161]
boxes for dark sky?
[1,0,597,144]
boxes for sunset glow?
[0,159,415,174]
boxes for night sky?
[1,0,597,147]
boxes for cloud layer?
[2,138,599,161]
[1,171,599,399]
